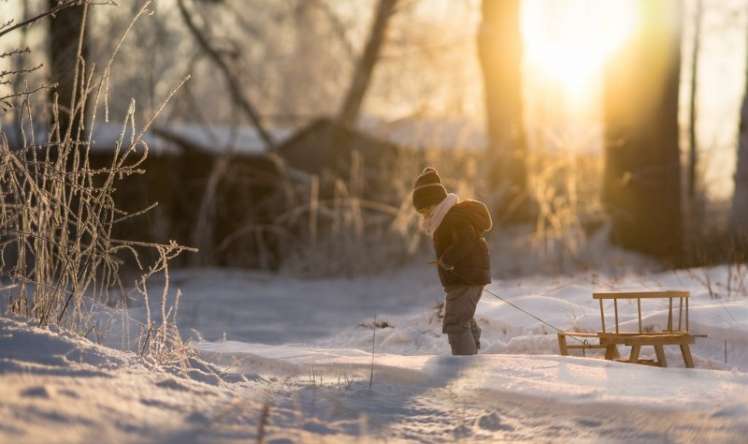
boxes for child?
[412,167,492,355]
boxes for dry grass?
[279,149,426,277]
[275,136,608,277]
[525,149,605,271]
[0,1,193,364]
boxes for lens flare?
[522,0,637,98]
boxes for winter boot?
[448,328,477,355]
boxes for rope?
[482,285,589,345]
[440,261,591,346]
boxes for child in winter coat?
[412,167,492,355]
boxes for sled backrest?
[593,290,690,334]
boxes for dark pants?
[443,286,483,355]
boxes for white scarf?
[420,193,459,236]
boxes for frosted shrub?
[0,2,193,363]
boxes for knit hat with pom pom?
[412,167,448,211]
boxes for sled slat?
[593,290,689,300]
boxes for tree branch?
[313,0,356,61]
[337,0,399,127]
[176,0,276,150]
[0,0,80,39]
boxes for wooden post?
[629,344,641,363]
[667,297,673,331]
[678,297,683,331]
[557,333,568,356]
[654,344,667,367]
[685,296,689,332]
[680,344,695,368]
[309,176,319,246]
[614,298,619,334]
[637,298,642,333]
[605,344,620,360]
[599,299,606,333]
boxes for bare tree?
[730,12,748,236]
[47,0,90,137]
[0,0,77,39]
[688,0,703,200]
[337,0,399,127]
[177,0,276,149]
[477,0,528,220]
[602,0,683,260]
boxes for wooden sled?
[558,291,706,368]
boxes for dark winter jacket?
[433,200,492,287]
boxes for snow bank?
[0,316,280,444]
[0,317,129,375]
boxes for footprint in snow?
[302,421,336,435]
[155,377,192,392]
[185,411,211,424]
[575,418,602,428]
[452,424,473,439]
[712,404,748,418]
[187,369,222,386]
[141,397,181,411]
[20,385,52,399]
[477,412,515,432]
[57,388,79,398]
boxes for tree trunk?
[337,0,398,128]
[730,9,748,237]
[477,0,529,220]
[687,0,702,200]
[48,0,88,137]
[603,0,683,262]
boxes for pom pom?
[422,167,437,175]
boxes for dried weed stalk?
[0,1,194,364]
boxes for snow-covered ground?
[160,264,748,371]
[2,263,748,442]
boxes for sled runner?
[558,290,706,368]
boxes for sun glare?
[522,0,637,98]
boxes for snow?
[152,123,293,154]
[0,122,292,155]
[136,265,748,370]
[2,115,485,154]
[0,316,265,443]
[3,263,748,442]
[360,116,488,150]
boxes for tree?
[602,0,683,260]
[177,0,276,149]
[47,0,89,137]
[687,0,703,200]
[337,0,399,127]
[477,0,528,220]
[730,4,748,237]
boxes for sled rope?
[482,286,588,345]
[445,264,588,345]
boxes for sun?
[521,0,638,98]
